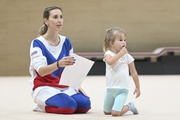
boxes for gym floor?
[0,75,179,120]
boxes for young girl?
[103,27,141,116]
[29,6,90,114]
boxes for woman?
[29,5,91,114]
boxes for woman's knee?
[46,93,77,109]
[72,93,91,108]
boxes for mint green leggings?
[103,89,128,112]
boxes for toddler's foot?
[127,102,138,114]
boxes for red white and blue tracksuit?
[29,35,91,114]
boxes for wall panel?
[0,0,179,76]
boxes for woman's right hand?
[58,56,75,67]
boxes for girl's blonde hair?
[103,27,126,52]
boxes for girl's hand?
[120,47,128,55]
[133,88,141,98]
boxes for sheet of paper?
[59,53,94,89]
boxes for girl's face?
[111,33,126,53]
[45,9,63,32]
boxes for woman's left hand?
[78,87,90,98]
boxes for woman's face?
[111,33,126,53]
[45,9,63,32]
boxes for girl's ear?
[110,40,114,46]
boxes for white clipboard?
[59,53,94,89]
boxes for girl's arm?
[129,62,141,98]
[105,47,128,65]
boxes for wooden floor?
[0,75,180,120]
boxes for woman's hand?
[78,86,90,98]
[58,56,75,67]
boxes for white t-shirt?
[104,50,134,90]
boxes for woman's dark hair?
[38,6,62,35]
